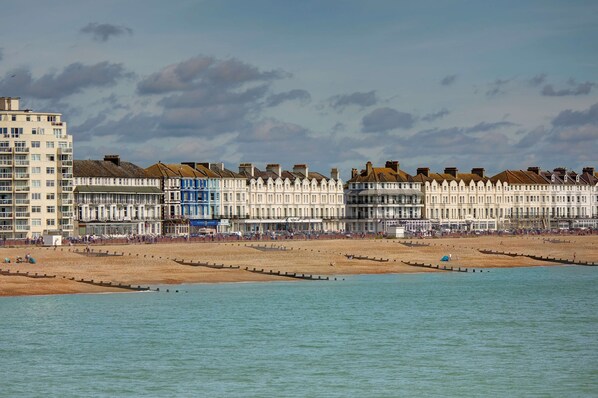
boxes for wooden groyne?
[173,259,240,269]
[243,267,329,281]
[345,254,390,262]
[401,261,471,272]
[0,268,57,278]
[247,244,288,252]
[399,241,431,247]
[72,248,125,257]
[477,249,597,266]
[72,278,151,291]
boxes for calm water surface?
[1,266,597,397]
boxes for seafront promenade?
[0,234,596,296]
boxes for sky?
[1,0,597,179]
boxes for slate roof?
[74,159,151,179]
[490,170,551,185]
[348,163,414,183]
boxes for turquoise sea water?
[1,266,597,397]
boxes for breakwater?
[478,249,597,266]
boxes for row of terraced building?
[1,96,597,239]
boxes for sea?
[1,265,596,397]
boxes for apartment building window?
[46,180,55,187]
[31,154,41,161]
[47,115,56,122]
[47,206,56,213]
[46,167,55,174]
[11,128,23,137]
[31,206,41,213]
[46,219,56,226]
[53,129,62,138]
[46,154,55,161]
[46,142,55,149]
[32,180,41,188]
[46,193,55,200]
[32,219,41,227]
[0,128,7,137]
[32,193,41,200]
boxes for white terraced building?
[0,97,74,239]
[237,163,345,233]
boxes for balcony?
[14,161,29,166]
[0,212,13,218]
[14,147,29,153]
[14,173,29,179]
[0,186,12,192]
[0,160,12,166]
[15,225,30,231]
[60,211,73,217]
[60,186,73,191]
[15,199,29,205]
[0,199,12,205]
[61,173,73,179]
[0,173,11,179]
[15,212,30,218]
[0,225,13,231]
[61,224,74,230]
[0,148,12,153]
[58,148,73,153]
[14,186,29,192]
[59,160,73,165]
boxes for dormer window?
[576,175,580,182]
[551,175,555,182]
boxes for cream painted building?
[237,163,344,233]
[0,97,74,239]
[414,167,512,231]
[345,161,424,233]
[74,155,162,236]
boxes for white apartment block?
[415,167,512,231]
[0,97,74,239]
[74,155,162,236]
[345,161,424,233]
[237,163,345,233]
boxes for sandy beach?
[1,235,596,297]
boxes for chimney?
[239,163,255,177]
[527,166,540,175]
[385,160,399,173]
[0,97,20,111]
[104,155,120,166]
[416,167,430,177]
[553,167,566,176]
[351,168,358,178]
[444,167,458,178]
[181,161,198,169]
[330,168,339,180]
[582,166,595,175]
[365,161,373,175]
[293,164,308,177]
[472,168,485,178]
[266,163,282,176]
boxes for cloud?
[0,48,3,61]
[0,62,133,99]
[541,80,594,96]
[80,23,133,42]
[465,121,516,133]
[361,107,415,132]
[265,89,311,107]
[528,74,546,87]
[328,90,378,110]
[440,74,457,86]
[422,108,450,122]
[486,78,511,97]
[137,56,288,95]
[552,103,598,126]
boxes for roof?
[414,172,488,184]
[490,170,550,184]
[74,159,152,179]
[145,162,216,179]
[348,164,414,183]
[238,167,332,182]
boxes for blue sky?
[1,0,597,178]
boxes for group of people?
[4,253,36,264]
